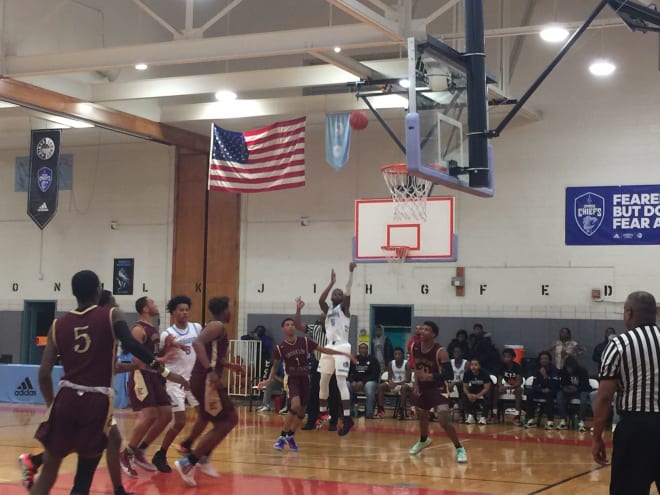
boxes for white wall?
[238,27,660,334]
[0,138,175,315]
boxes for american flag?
[208,117,306,193]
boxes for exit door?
[21,301,56,364]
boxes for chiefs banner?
[27,130,61,230]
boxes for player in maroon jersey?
[174,296,244,487]
[29,271,169,495]
[120,297,188,475]
[257,317,356,451]
[409,321,468,463]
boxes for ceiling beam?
[131,0,182,38]
[4,24,398,77]
[326,0,402,40]
[307,50,381,80]
[0,77,209,152]
[425,0,461,26]
[198,0,245,35]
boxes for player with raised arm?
[409,321,467,463]
[258,316,356,451]
[174,296,244,487]
[316,263,356,436]
[29,271,183,495]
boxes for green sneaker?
[456,446,468,463]
[409,438,432,455]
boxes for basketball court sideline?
[0,403,614,495]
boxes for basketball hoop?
[381,245,410,264]
[381,164,432,221]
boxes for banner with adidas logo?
[27,129,61,230]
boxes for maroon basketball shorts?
[190,372,236,423]
[127,370,170,411]
[35,387,113,458]
[286,375,311,409]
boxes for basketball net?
[381,245,410,264]
[381,164,432,222]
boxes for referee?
[592,291,660,495]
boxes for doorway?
[369,304,413,354]
[21,301,56,365]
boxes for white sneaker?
[465,414,476,424]
[557,420,568,430]
[174,459,197,487]
[478,416,487,425]
[545,421,555,430]
[279,406,289,415]
[524,418,537,428]
[578,421,586,433]
[256,405,271,413]
[612,423,617,433]
[197,456,219,478]
[456,446,468,463]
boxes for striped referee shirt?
[599,325,660,413]
[305,324,327,361]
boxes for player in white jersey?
[377,347,412,420]
[151,295,210,473]
[316,262,356,435]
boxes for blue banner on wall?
[566,185,660,245]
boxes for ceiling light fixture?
[333,46,342,53]
[215,90,238,102]
[134,63,148,71]
[398,78,411,89]
[540,25,569,43]
[589,59,616,77]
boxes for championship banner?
[566,185,660,245]
[27,129,61,230]
[325,112,351,170]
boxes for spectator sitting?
[462,358,492,425]
[557,356,591,432]
[256,360,286,413]
[450,347,468,420]
[592,327,616,370]
[447,329,470,360]
[349,343,381,419]
[371,324,394,372]
[494,348,524,426]
[376,347,411,420]
[469,323,499,421]
[548,327,584,369]
[524,351,561,429]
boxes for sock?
[187,454,199,466]
[319,406,328,413]
[31,453,44,469]
[180,439,192,449]
[280,430,287,438]
[455,443,462,449]
[286,431,294,437]
[420,435,428,443]
[343,409,351,417]
[138,441,148,450]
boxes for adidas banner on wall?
[27,129,61,230]
[566,185,660,245]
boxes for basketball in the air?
[349,110,369,131]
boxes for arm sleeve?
[440,362,454,381]
[599,339,621,379]
[114,320,157,368]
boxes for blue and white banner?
[566,185,660,245]
[325,113,351,170]
[27,129,61,230]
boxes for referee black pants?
[610,412,660,495]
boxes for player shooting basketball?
[315,263,356,436]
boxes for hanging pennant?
[325,113,351,170]
[27,129,61,230]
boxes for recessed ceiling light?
[78,103,93,115]
[333,46,341,53]
[589,59,616,77]
[135,63,148,71]
[398,78,411,89]
[215,90,237,102]
[540,25,569,43]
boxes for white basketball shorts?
[318,343,351,377]
[167,381,199,413]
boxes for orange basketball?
[349,110,369,131]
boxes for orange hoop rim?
[381,245,410,257]
[380,163,408,175]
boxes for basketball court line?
[526,465,609,495]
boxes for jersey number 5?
[73,326,91,354]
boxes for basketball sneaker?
[408,438,432,455]
[478,416,487,425]
[174,458,197,487]
[286,436,299,452]
[557,420,568,430]
[18,453,36,489]
[119,449,139,478]
[456,446,468,463]
[198,456,220,478]
[274,437,287,450]
[338,416,354,436]
[524,418,537,428]
[465,414,476,424]
[374,409,386,419]
[315,412,330,430]
[578,421,586,433]
[175,443,192,455]
[151,449,171,473]
[256,405,272,413]
[545,421,555,430]
[133,449,156,472]
[513,416,522,427]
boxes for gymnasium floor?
[0,403,615,495]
